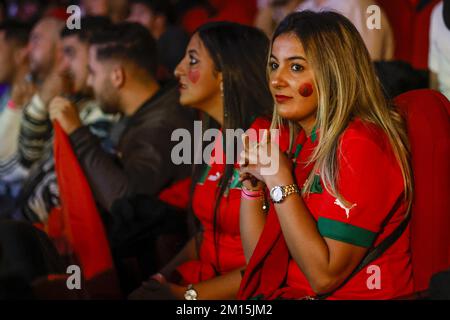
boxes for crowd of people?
[0,0,449,300]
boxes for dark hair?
[0,20,31,47]
[131,0,176,24]
[374,61,428,99]
[89,22,158,77]
[61,16,112,43]
[191,22,273,269]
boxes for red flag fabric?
[237,129,315,300]
[53,122,114,280]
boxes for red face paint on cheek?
[188,69,200,84]
[298,83,313,97]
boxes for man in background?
[128,0,189,81]
[17,16,116,224]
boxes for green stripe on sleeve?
[229,168,242,189]
[198,164,211,184]
[317,217,377,248]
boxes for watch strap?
[282,184,300,198]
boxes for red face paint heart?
[299,83,313,97]
[188,70,200,84]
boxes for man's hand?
[39,69,72,107]
[49,96,82,135]
[11,74,36,108]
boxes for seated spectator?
[129,22,273,300]
[238,11,413,300]
[81,0,108,16]
[49,22,195,215]
[429,0,450,100]
[15,16,116,224]
[127,0,189,81]
[0,20,32,213]
[17,16,67,170]
[255,0,304,37]
[255,0,395,61]
[80,0,129,23]
[0,15,84,216]
[295,0,394,61]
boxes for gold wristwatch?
[269,184,300,204]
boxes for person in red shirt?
[238,11,414,300]
[129,22,273,300]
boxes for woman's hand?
[239,172,266,191]
[168,283,187,299]
[239,129,293,187]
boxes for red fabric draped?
[238,130,316,300]
[52,122,114,280]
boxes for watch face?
[184,289,197,300]
[271,187,283,202]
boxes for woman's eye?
[269,62,279,70]
[189,56,198,65]
[291,64,304,72]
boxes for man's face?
[87,46,120,114]
[81,0,108,16]
[127,3,155,32]
[0,31,16,84]
[61,35,91,96]
[28,19,59,82]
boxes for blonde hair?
[270,11,413,212]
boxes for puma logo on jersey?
[207,172,221,181]
[334,199,357,219]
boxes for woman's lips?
[178,82,187,90]
[275,95,293,103]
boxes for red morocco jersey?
[176,118,271,285]
[286,119,414,299]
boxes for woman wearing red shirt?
[129,22,273,300]
[238,11,414,300]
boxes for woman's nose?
[174,59,186,79]
[270,72,288,89]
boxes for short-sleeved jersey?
[286,119,413,299]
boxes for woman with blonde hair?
[238,11,414,300]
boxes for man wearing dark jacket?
[49,22,194,213]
